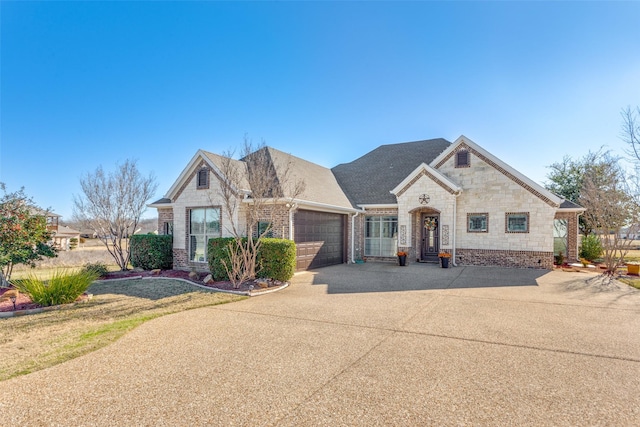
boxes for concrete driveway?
[1,263,639,426]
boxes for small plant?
[81,262,109,277]
[397,251,407,257]
[69,237,78,250]
[580,258,590,267]
[554,253,565,266]
[580,234,603,261]
[438,252,451,258]
[12,269,99,307]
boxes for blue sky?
[2,1,639,220]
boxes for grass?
[0,278,245,381]
[618,277,640,290]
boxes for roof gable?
[432,136,562,208]
[164,150,249,201]
[391,163,462,197]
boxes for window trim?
[505,212,529,233]
[455,149,470,168]
[467,213,488,233]
[188,206,221,263]
[196,167,209,189]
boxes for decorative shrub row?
[207,237,296,282]
[130,235,173,270]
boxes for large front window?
[189,207,221,262]
[365,216,398,257]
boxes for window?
[365,216,398,257]
[455,149,470,168]
[468,213,488,232]
[506,212,529,233]
[196,168,209,189]
[163,221,173,235]
[256,221,273,237]
[553,219,568,256]
[189,207,221,262]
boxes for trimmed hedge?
[130,234,173,270]
[207,237,296,282]
[258,238,296,282]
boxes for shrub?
[69,238,78,250]
[207,237,296,282]
[258,238,296,282]
[13,269,99,307]
[580,234,603,261]
[130,235,173,270]
[81,262,109,277]
[554,253,564,266]
[207,237,239,281]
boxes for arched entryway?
[409,207,441,263]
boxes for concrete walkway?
[1,263,639,426]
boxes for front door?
[421,214,439,262]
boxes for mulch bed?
[0,288,91,313]
[99,269,285,293]
[0,288,40,312]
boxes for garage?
[294,210,346,270]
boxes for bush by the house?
[580,234,603,261]
[69,237,78,250]
[130,235,173,270]
[12,269,99,307]
[257,238,296,282]
[207,237,296,282]
[207,237,239,281]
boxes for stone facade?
[378,140,564,269]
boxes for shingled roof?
[332,138,451,206]
[261,147,353,209]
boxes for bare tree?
[216,137,305,288]
[621,105,640,162]
[73,160,157,270]
[579,152,640,275]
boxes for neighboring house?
[150,136,584,271]
[51,225,81,251]
[31,209,81,251]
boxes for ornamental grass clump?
[12,269,99,307]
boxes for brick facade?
[456,248,554,269]
[157,208,173,236]
[554,211,580,262]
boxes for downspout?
[452,191,461,267]
[351,211,360,263]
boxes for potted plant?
[438,252,451,268]
[397,251,407,266]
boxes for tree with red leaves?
[0,183,57,286]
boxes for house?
[150,136,583,271]
[31,209,81,251]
